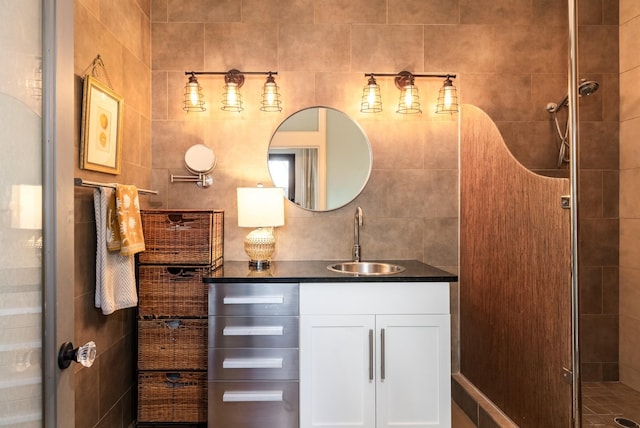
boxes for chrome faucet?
[353,207,363,262]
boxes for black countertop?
[203,260,458,283]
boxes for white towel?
[94,188,138,315]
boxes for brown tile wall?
[148,0,619,386]
[73,0,151,427]
[619,0,640,391]
[66,0,625,424]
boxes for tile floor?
[582,382,640,427]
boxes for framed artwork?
[80,75,123,174]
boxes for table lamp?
[237,186,285,269]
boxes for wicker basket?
[137,371,207,423]
[138,319,207,370]
[139,210,223,267]
[138,266,209,318]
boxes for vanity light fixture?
[261,72,283,112]
[237,185,285,270]
[360,74,382,113]
[361,71,458,114]
[435,75,459,114]
[183,69,281,113]
[395,71,421,114]
[183,72,206,112]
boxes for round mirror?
[268,107,372,211]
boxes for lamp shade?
[237,187,285,228]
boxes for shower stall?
[456,0,634,426]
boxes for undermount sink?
[327,261,406,276]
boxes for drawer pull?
[223,296,284,305]
[223,358,284,369]
[223,390,283,402]
[223,326,284,336]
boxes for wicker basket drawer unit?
[137,371,207,424]
[139,210,223,267]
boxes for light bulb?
[367,85,377,108]
[404,86,414,106]
[265,82,276,106]
[226,82,238,107]
[188,82,199,106]
[443,86,453,109]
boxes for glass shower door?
[0,0,43,426]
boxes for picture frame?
[80,75,123,174]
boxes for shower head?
[578,80,599,97]
[546,79,600,113]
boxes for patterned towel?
[94,188,138,315]
[115,184,145,256]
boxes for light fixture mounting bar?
[365,72,456,79]
[185,70,278,76]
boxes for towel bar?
[74,177,158,195]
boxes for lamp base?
[244,227,276,270]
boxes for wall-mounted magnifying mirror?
[171,143,216,188]
[268,107,372,211]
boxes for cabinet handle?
[223,390,283,402]
[369,329,374,381]
[381,328,386,381]
[223,295,284,305]
[223,326,284,336]
[223,358,283,369]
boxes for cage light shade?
[397,83,421,114]
[436,77,459,114]
[261,73,282,112]
[361,75,382,113]
[222,81,243,112]
[183,74,206,112]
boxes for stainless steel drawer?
[209,348,299,381]
[209,283,299,316]
[209,316,298,348]
[208,381,298,428]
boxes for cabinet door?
[300,315,376,428]
[376,315,451,428]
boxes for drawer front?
[209,348,299,381]
[209,316,298,348]
[140,210,223,267]
[138,371,207,423]
[138,266,209,318]
[209,381,298,428]
[138,319,207,370]
[209,282,299,316]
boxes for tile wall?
[619,0,640,391]
[70,0,624,425]
[73,0,151,427]
[149,0,619,383]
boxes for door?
[0,0,74,426]
[376,315,451,428]
[300,315,376,428]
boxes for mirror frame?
[267,106,373,212]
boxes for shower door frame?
[567,0,582,426]
[42,0,75,426]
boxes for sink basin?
[327,261,406,276]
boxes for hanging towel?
[115,184,145,256]
[94,187,138,315]
[106,190,122,251]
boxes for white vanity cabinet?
[299,282,451,428]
